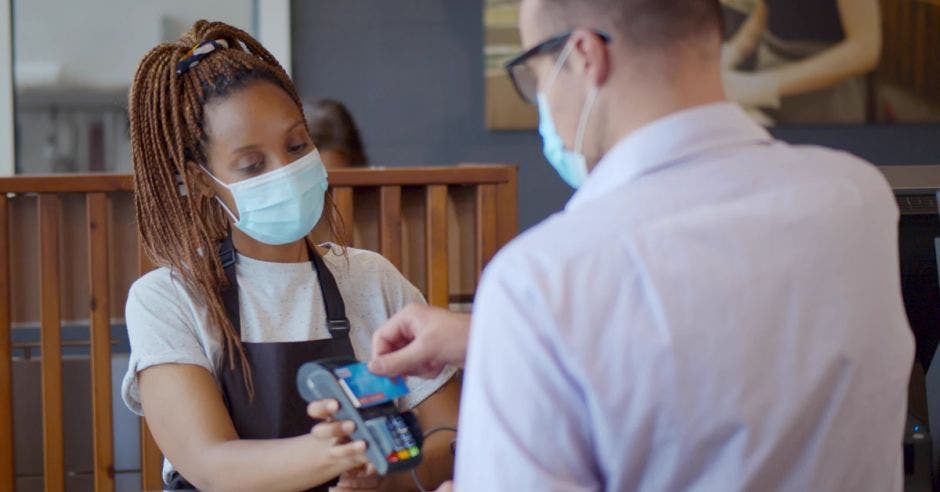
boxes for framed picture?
[484,0,537,130]
[483,0,940,129]
[723,0,940,127]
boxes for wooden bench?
[0,164,517,491]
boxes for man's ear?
[573,30,610,88]
[186,161,217,198]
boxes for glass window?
[12,0,253,174]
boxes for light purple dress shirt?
[455,103,914,491]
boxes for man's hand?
[368,304,471,378]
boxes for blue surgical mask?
[537,43,599,189]
[204,148,329,245]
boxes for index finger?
[307,399,340,420]
[371,309,417,359]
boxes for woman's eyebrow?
[231,143,262,154]
[285,119,306,133]
[229,119,307,155]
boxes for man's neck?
[590,64,726,170]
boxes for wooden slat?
[0,174,133,193]
[0,166,517,193]
[39,194,64,492]
[331,166,512,187]
[87,194,115,492]
[379,186,402,270]
[332,186,354,246]
[425,186,449,307]
[0,195,13,492]
[475,185,499,278]
[496,166,518,248]
[140,422,162,491]
[136,243,163,491]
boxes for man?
[369,0,914,489]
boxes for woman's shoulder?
[322,244,399,277]
[322,245,424,306]
[127,266,196,310]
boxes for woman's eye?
[288,141,308,154]
[240,160,264,175]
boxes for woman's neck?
[231,228,309,263]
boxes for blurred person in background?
[304,99,369,169]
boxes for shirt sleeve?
[121,270,215,416]
[455,253,600,491]
[374,253,458,410]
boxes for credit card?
[333,361,409,408]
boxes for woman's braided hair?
[129,20,340,397]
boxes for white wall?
[13,0,253,90]
[0,1,14,175]
[257,0,292,76]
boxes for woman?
[121,20,459,491]
[303,99,369,169]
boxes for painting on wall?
[484,0,940,130]
[722,0,940,126]
[484,0,536,130]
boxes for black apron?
[166,235,356,491]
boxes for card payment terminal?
[296,358,424,475]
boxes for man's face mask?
[536,42,599,189]
[203,148,329,245]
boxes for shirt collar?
[566,102,773,211]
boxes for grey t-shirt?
[121,245,455,481]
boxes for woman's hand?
[307,399,372,480]
[330,464,383,491]
[138,364,370,491]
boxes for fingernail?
[354,440,366,450]
[342,421,355,432]
[368,360,381,372]
[328,400,339,411]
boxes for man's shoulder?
[486,205,634,289]
[779,143,891,193]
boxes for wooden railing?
[0,164,517,491]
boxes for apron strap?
[218,234,350,339]
[308,243,351,339]
[219,234,242,336]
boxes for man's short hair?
[540,0,723,49]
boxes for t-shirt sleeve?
[121,270,215,416]
[374,254,458,410]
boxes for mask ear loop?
[199,165,240,223]
[543,41,575,96]
[574,86,599,156]
[543,38,599,157]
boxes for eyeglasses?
[504,30,611,105]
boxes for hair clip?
[174,171,188,196]
[176,39,230,75]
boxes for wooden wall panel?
[0,195,13,492]
[87,194,115,492]
[0,165,518,491]
[401,187,427,296]
[475,185,499,278]
[379,186,403,270]
[425,186,449,307]
[39,194,64,492]
[448,186,478,300]
[878,0,940,106]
